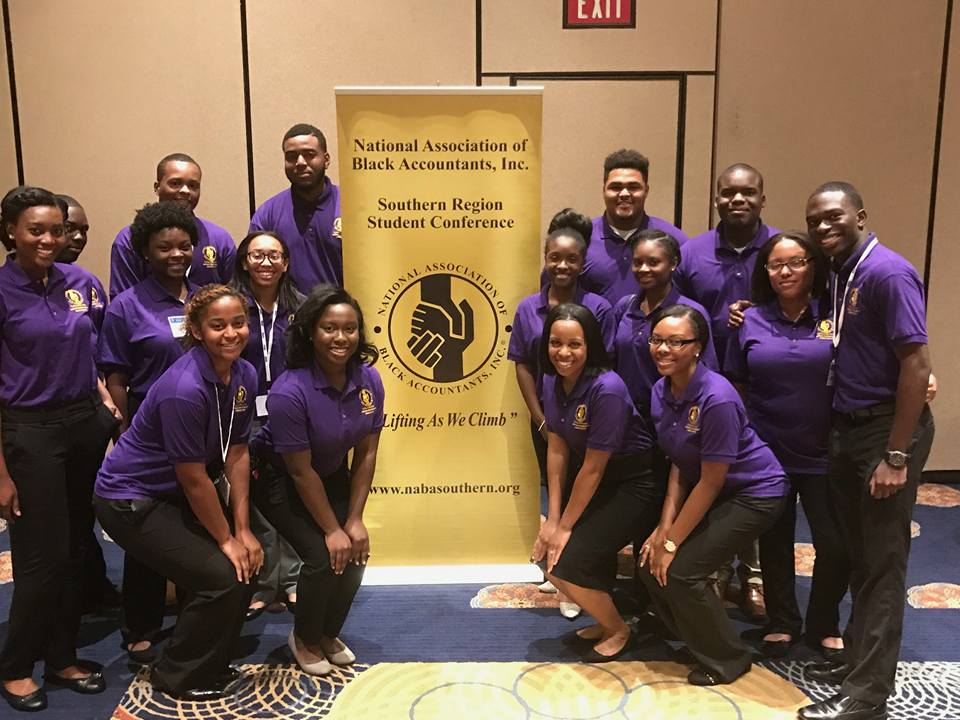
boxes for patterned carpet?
[0,482,957,719]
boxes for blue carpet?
[0,483,957,719]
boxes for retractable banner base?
[337,87,543,584]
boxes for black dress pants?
[759,473,850,641]
[641,493,787,683]
[829,404,934,705]
[252,460,363,643]
[93,494,251,695]
[0,397,115,679]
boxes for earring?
[695,353,700,358]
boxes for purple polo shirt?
[97,276,193,397]
[613,285,717,414]
[0,259,106,407]
[508,286,615,395]
[242,298,299,397]
[109,216,236,300]
[832,235,927,413]
[724,302,833,474]
[651,363,786,498]
[579,214,690,306]
[542,370,653,460]
[673,222,779,368]
[95,346,257,500]
[249,180,342,293]
[254,361,384,478]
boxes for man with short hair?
[55,194,89,264]
[673,162,778,620]
[798,182,934,720]
[578,148,689,305]
[109,153,236,299]
[249,123,342,293]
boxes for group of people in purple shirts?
[515,151,934,720]
[0,123,384,710]
[0,133,935,720]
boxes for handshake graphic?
[407,274,475,382]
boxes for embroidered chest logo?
[847,287,862,316]
[685,405,701,433]
[202,246,218,268]
[234,386,249,413]
[89,286,104,310]
[359,388,376,415]
[65,288,88,313]
[332,216,342,239]
[816,319,834,340]
[573,403,589,430]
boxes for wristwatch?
[663,538,677,553]
[883,450,910,469]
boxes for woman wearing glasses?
[723,232,848,660]
[640,304,787,686]
[230,232,305,620]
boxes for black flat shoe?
[0,685,47,712]
[798,693,887,719]
[673,646,697,665]
[44,670,105,694]
[127,643,158,666]
[818,645,846,662]
[286,600,297,614]
[804,660,851,684]
[687,667,722,686]
[761,636,799,658]
[581,631,635,663]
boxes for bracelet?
[537,419,546,432]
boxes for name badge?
[255,394,268,418]
[168,315,186,338]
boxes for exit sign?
[563,0,636,28]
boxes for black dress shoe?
[0,685,47,712]
[804,660,851,684]
[162,685,229,702]
[688,667,722,686]
[798,693,887,719]
[44,670,106,694]
[245,605,266,622]
[218,666,243,685]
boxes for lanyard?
[213,385,236,466]
[257,303,278,383]
[832,237,878,349]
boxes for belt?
[1,393,101,424]
[837,401,897,422]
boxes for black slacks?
[641,492,787,683]
[93,494,251,694]
[829,404,934,705]
[0,397,115,679]
[759,473,850,641]
[252,460,363,643]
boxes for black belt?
[837,401,897,422]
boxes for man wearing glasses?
[108,153,236,299]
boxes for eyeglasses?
[648,335,698,350]
[247,250,286,264]
[765,257,813,273]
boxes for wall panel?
[925,5,959,470]
[0,6,17,193]
[482,0,716,73]
[714,0,946,269]
[9,0,249,288]
[246,0,476,204]
[681,75,714,236]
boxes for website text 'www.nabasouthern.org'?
[370,482,521,497]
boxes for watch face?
[885,451,908,468]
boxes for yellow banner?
[336,88,542,570]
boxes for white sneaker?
[538,580,557,593]
[288,630,332,676]
[322,637,356,666]
[559,601,582,619]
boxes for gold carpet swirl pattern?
[471,583,561,608]
[794,543,815,577]
[0,550,10,584]
[907,583,960,609]
[916,483,960,507]
[325,661,809,719]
